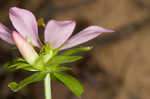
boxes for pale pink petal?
[44,20,76,49]
[61,26,114,50]
[0,23,14,44]
[9,7,41,47]
[12,31,39,65]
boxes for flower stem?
[44,73,51,99]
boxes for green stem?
[44,73,51,99]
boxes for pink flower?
[0,7,114,50]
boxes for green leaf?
[4,63,32,71]
[8,72,47,92]
[3,58,36,71]
[53,72,84,97]
[22,66,38,71]
[46,65,72,72]
[45,64,58,72]
[47,55,82,65]
[62,46,92,56]
[55,66,72,71]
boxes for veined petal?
[12,31,39,65]
[61,26,114,50]
[44,20,76,49]
[0,23,14,44]
[9,7,41,47]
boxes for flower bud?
[12,31,39,64]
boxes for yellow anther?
[37,18,46,27]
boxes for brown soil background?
[0,0,150,99]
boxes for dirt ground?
[0,0,150,99]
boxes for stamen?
[37,18,46,27]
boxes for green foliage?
[54,72,84,97]
[46,65,72,72]
[55,66,72,71]
[3,45,91,97]
[8,72,47,92]
[47,55,82,65]
[3,58,36,71]
[62,46,92,56]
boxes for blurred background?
[0,0,150,99]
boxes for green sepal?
[33,44,59,70]
[32,44,53,70]
[39,43,52,56]
[8,72,47,92]
[53,72,84,97]
[47,55,82,66]
[39,43,59,57]
[62,46,92,56]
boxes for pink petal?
[0,23,14,44]
[12,31,39,65]
[61,26,114,50]
[44,20,76,49]
[9,7,41,47]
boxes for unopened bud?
[12,31,39,65]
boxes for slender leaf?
[8,72,47,92]
[3,58,36,71]
[55,66,72,71]
[47,55,82,65]
[46,65,72,72]
[53,72,84,97]
[45,64,58,72]
[62,46,92,56]
[45,64,72,72]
